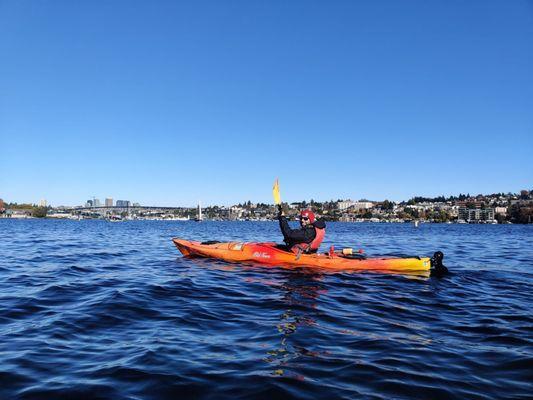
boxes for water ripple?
[0,220,531,399]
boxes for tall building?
[39,199,47,207]
[86,200,93,207]
[94,199,101,207]
[105,198,113,207]
[116,200,131,207]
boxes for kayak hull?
[172,239,431,272]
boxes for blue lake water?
[1,220,532,399]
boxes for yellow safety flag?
[272,178,281,205]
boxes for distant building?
[0,198,4,212]
[338,200,356,211]
[94,199,101,207]
[116,200,131,207]
[456,200,485,208]
[450,205,460,217]
[132,202,140,207]
[494,206,507,216]
[39,199,47,207]
[105,198,113,207]
[86,200,93,207]
[458,207,495,222]
[353,201,374,210]
[338,200,373,211]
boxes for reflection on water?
[264,272,324,379]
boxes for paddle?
[272,178,281,206]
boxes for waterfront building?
[484,208,495,220]
[116,200,131,207]
[458,207,495,222]
[39,199,47,207]
[105,198,113,207]
[94,199,101,207]
[85,200,93,207]
[5,209,32,218]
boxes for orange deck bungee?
[172,238,432,272]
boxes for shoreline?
[0,217,520,224]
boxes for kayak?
[172,238,439,273]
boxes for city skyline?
[1,1,532,205]
[3,189,531,224]
[2,188,531,209]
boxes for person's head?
[299,209,315,227]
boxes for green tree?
[32,207,48,218]
[495,213,507,224]
[405,208,419,219]
[509,204,533,224]
[382,200,394,210]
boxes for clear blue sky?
[1,0,532,206]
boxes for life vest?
[291,226,326,254]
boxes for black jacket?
[278,215,326,248]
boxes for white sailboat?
[195,201,203,222]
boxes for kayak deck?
[172,238,432,272]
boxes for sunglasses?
[300,217,309,221]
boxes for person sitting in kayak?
[277,206,326,254]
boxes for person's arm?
[278,216,316,244]
[313,217,326,229]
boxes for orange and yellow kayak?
[172,238,433,272]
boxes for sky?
[1,0,532,206]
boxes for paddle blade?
[272,178,281,205]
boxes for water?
[1,220,532,399]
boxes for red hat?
[300,209,315,223]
